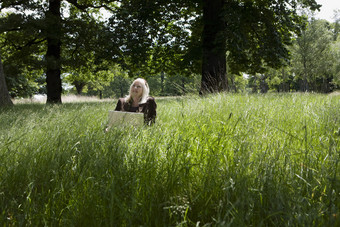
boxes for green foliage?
[0,93,339,226]
[0,0,333,98]
[87,67,131,98]
[159,73,200,96]
[73,69,201,98]
[0,0,119,100]
[219,0,319,75]
[0,11,46,97]
[262,66,294,92]
[107,0,199,77]
[290,19,336,92]
[102,72,131,98]
[227,73,247,93]
[331,35,340,88]
[331,10,340,41]
[247,18,340,93]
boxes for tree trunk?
[46,0,62,104]
[0,55,13,107]
[119,80,124,97]
[200,0,228,94]
[73,80,86,95]
[302,58,309,92]
[181,78,185,94]
[260,74,269,93]
[160,71,164,94]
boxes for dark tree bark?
[0,55,13,107]
[160,71,164,94]
[200,0,228,94]
[73,81,86,95]
[116,78,125,98]
[45,0,62,104]
[260,74,269,93]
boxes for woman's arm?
[115,98,123,111]
[145,97,157,124]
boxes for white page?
[107,111,144,129]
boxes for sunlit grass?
[0,93,339,226]
[12,94,114,104]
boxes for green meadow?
[0,93,339,226]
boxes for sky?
[314,0,340,21]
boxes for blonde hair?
[126,78,150,104]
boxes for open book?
[107,110,144,129]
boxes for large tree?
[1,0,322,98]
[0,54,13,106]
[109,0,321,93]
[0,0,116,103]
[45,0,62,103]
[200,0,227,92]
[201,0,321,93]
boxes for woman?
[115,78,157,125]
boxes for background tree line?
[0,0,338,106]
[248,13,340,94]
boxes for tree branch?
[7,37,46,51]
[65,0,116,13]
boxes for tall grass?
[0,93,339,226]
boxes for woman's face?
[131,81,143,99]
